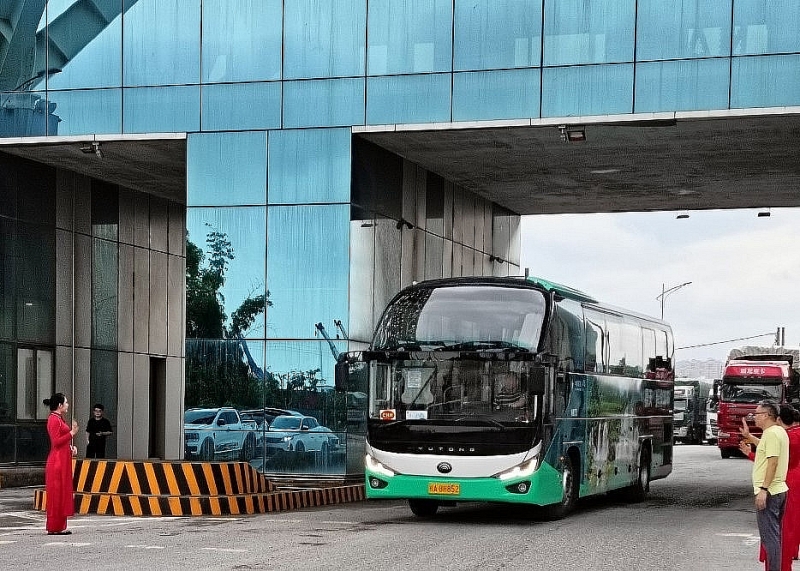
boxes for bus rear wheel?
[408,499,439,517]
[542,455,578,520]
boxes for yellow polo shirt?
[752,424,789,495]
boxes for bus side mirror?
[335,361,348,391]
[529,367,546,394]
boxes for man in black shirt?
[86,403,113,459]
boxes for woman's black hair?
[42,392,66,411]
[779,404,797,426]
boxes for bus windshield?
[373,285,547,352]
[368,359,543,427]
[720,383,782,403]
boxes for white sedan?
[264,415,339,455]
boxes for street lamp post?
[657,281,692,319]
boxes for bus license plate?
[428,483,460,496]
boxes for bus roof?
[524,276,597,303]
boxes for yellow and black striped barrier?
[33,459,365,516]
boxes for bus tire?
[408,499,439,517]
[721,448,733,459]
[628,446,651,503]
[542,453,578,520]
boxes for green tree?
[185,226,272,409]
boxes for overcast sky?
[520,208,800,363]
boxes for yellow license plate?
[428,483,460,496]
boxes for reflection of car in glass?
[239,408,303,448]
[184,407,258,461]
[264,415,339,457]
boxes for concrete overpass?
[1,108,799,216]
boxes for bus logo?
[380,409,396,421]
[437,462,452,474]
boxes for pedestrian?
[740,404,800,571]
[85,403,113,459]
[43,392,78,535]
[739,400,789,571]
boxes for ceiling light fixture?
[758,210,771,218]
[676,214,690,219]
[558,125,586,143]
[80,141,104,159]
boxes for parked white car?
[264,415,339,457]
[184,407,258,461]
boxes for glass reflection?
[453,69,541,122]
[283,78,365,128]
[47,89,122,136]
[187,132,267,207]
[284,0,366,79]
[542,64,633,117]
[123,85,200,134]
[200,82,281,131]
[634,59,729,113]
[368,0,453,75]
[454,0,543,71]
[266,205,348,338]
[186,207,267,339]
[123,0,200,87]
[366,74,451,125]
[268,128,351,205]
[636,0,732,61]
[202,0,282,83]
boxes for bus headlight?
[493,456,539,481]
[365,454,396,478]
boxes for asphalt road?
[0,445,767,570]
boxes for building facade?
[1,1,798,474]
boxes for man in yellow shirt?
[745,401,789,571]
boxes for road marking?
[126,545,166,550]
[0,540,17,545]
[202,547,248,553]
[44,542,92,547]
[0,512,41,520]
[716,533,755,537]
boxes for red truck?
[716,350,800,458]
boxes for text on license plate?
[428,483,460,495]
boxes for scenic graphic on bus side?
[336,276,675,518]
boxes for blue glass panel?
[283,79,365,128]
[453,69,540,121]
[46,3,123,90]
[122,86,200,133]
[731,54,800,108]
[202,0,282,82]
[543,0,635,66]
[268,129,351,205]
[366,74,451,125]
[367,0,453,75]
[123,0,201,86]
[284,0,367,79]
[47,89,122,136]
[0,93,53,137]
[187,132,267,207]
[454,0,543,71]
[634,59,729,112]
[266,205,349,339]
[541,64,633,117]
[186,207,267,338]
[201,82,281,131]
[733,1,800,56]
[636,0,732,61]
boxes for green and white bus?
[336,276,674,518]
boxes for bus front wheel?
[408,499,439,517]
[542,454,578,520]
